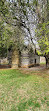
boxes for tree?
[7,0,36,47]
[34,0,49,66]
[0,0,24,58]
[0,0,49,67]
[0,0,9,57]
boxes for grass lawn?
[40,63,46,65]
[0,69,49,111]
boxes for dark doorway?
[35,59,36,64]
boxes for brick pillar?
[11,50,19,69]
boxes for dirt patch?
[19,65,49,79]
[19,65,46,73]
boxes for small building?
[1,48,49,69]
[0,47,40,69]
[20,48,40,68]
[8,47,40,68]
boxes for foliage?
[0,0,24,57]
[34,0,49,55]
[0,0,49,58]
[0,0,12,57]
[36,22,49,55]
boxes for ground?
[0,66,49,111]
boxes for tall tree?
[34,0,49,66]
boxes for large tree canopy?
[0,0,25,57]
[0,0,49,60]
[34,0,49,55]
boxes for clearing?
[0,67,49,111]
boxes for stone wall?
[0,49,40,68]
[0,58,9,65]
[29,54,40,65]
[21,51,40,68]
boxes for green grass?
[40,62,46,65]
[0,69,49,111]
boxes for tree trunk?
[45,54,49,68]
[45,58,48,68]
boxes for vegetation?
[34,0,49,66]
[35,0,49,55]
[0,69,49,111]
[0,1,49,110]
[0,0,49,65]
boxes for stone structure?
[0,57,8,65]
[11,50,19,68]
[20,49,40,68]
[8,48,40,68]
[21,50,29,68]
[8,48,19,69]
